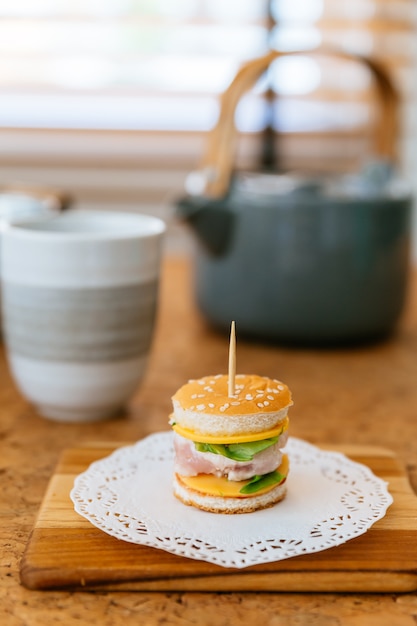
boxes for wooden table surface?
[2,254,417,625]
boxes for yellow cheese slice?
[172,416,289,444]
[177,455,289,499]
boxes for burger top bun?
[171,374,292,437]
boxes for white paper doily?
[70,432,393,569]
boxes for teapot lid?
[233,160,411,202]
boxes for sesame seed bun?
[171,374,292,437]
[173,473,287,514]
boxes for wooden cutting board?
[20,442,417,593]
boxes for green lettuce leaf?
[194,436,279,462]
[239,470,285,494]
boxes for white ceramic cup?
[1,209,165,422]
[0,188,66,333]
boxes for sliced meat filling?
[173,431,288,481]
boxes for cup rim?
[2,209,166,241]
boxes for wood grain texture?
[20,442,417,592]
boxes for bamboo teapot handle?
[191,48,399,199]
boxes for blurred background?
[0,0,415,256]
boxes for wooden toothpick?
[228,320,236,397]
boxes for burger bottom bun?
[173,474,287,514]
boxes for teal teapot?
[177,49,413,345]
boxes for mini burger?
[170,373,292,514]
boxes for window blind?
[0,0,415,252]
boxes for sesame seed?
[196,404,205,411]
[257,402,264,408]
[267,395,274,401]
[197,394,205,398]
[264,401,270,406]
[245,394,253,400]
[231,401,240,406]
[191,394,198,399]
[208,403,215,408]
[278,384,285,390]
